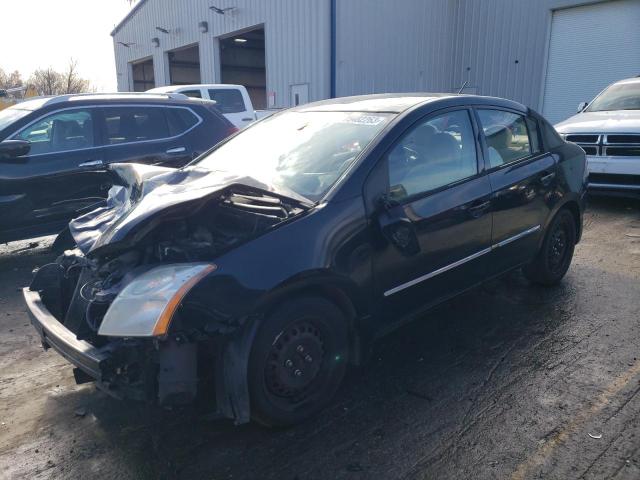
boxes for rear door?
[371,108,493,321]
[0,107,106,238]
[206,88,253,128]
[98,105,194,168]
[475,108,557,273]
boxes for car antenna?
[457,81,469,94]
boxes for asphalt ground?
[1,196,639,479]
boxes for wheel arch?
[562,200,582,243]
[215,274,368,425]
[254,275,368,367]
[544,195,583,245]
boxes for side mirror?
[577,101,588,113]
[0,140,30,160]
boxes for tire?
[248,296,349,427]
[523,209,576,286]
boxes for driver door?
[0,107,106,239]
[371,108,493,321]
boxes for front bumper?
[24,287,108,381]
[586,155,640,196]
[25,286,200,406]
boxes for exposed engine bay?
[31,177,306,410]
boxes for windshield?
[195,110,395,202]
[587,82,640,112]
[0,107,31,133]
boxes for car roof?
[612,77,640,86]
[14,92,206,111]
[148,84,244,92]
[295,93,527,114]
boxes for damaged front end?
[25,163,308,421]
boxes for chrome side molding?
[384,224,541,297]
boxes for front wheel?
[248,296,349,427]
[523,209,576,286]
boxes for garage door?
[542,0,640,125]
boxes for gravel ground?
[0,196,639,480]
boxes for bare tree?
[28,60,93,96]
[0,68,23,89]
[61,60,91,94]
[29,67,62,96]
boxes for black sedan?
[0,93,234,243]
[24,93,586,427]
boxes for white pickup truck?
[148,84,276,128]
[555,77,640,197]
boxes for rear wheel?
[523,209,576,286]
[248,296,349,427]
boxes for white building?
[112,0,640,123]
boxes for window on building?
[101,107,169,144]
[387,109,478,200]
[14,109,94,155]
[131,59,155,92]
[476,110,532,168]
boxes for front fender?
[211,271,368,425]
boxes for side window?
[387,109,478,201]
[208,89,246,113]
[14,109,94,155]
[180,89,202,99]
[101,107,169,145]
[537,114,564,149]
[525,116,542,154]
[166,108,199,137]
[476,109,532,168]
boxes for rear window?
[208,89,245,114]
[180,89,202,99]
[477,109,532,167]
[166,108,199,136]
[535,112,563,149]
[101,106,169,145]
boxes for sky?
[0,0,135,92]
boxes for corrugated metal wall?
[449,0,552,109]
[114,0,622,111]
[112,0,330,108]
[335,0,612,110]
[334,0,457,96]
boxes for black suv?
[0,93,234,243]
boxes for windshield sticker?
[344,115,387,126]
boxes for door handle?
[468,200,491,218]
[78,160,103,167]
[166,147,186,154]
[540,171,556,186]
[241,117,253,121]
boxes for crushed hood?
[69,163,299,255]
[555,110,640,134]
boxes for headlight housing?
[98,263,216,337]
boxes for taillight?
[227,126,239,136]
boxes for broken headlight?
[98,263,216,338]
